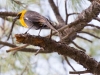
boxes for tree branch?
[51,1,100,41]
[79,31,100,39]
[6,44,29,52]
[94,17,100,22]
[0,12,17,17]
[76,35,92,43]
[64,56,76,71]
[15,33,100,75]
[87,24,100,29]
[70,70,90,74]
[71,40,86,51]
[0,41,52,53]
[65,0,68,24]
[48,0,64,24]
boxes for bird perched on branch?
[9,10,60,37]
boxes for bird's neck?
[19,10,28,28]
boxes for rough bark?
[15,33,100,74]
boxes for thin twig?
[68,13,79,16]
[21,63,28,75]
[65,0,68,24]
[61,56,68,73]
[70,70,89,74]
[6,44,29,52]
[87,24,100,29]
[71,40,86,52]
[48,0,64,24]
[13,0,24,5]
[0,41,52,53]
[94,17,100,22]
[7,17,17,40]
[35,47,44,55]
[76,35,92,43]
[79,31,100,39]
[34,49,40,55]
[64,56,76,71]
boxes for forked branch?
[15,33,100,75]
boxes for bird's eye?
[17,13,22,17]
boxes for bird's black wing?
[24,10,58,32]
[24,11,46,24]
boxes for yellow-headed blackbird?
[8,10,60,40]
[16,10,59,34]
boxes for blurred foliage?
[0,52,34,74]
[2,0,40,11]
[67,0,88,12]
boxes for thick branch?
[16,34,100,75]
[15,33,100,75]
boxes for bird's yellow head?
[17,10,28,28]
[8,10,28,40]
